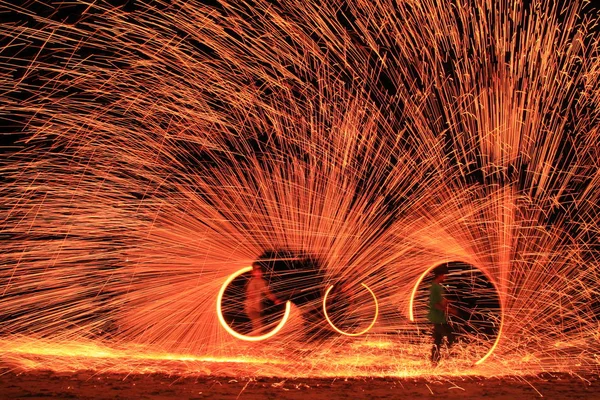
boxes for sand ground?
[0,369,598,399]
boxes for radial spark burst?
[1,0,599,376]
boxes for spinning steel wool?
[0,0,599,377]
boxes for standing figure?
[245,262,281,335]
[428,264,457,365]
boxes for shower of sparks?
[1,0,599,377]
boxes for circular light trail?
[408,263,504,365]
[323,283,379,337]
[216,266,292,342]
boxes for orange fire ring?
[217,266,292,342]
[408,263,504,365]
[323,283,379,336]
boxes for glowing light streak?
[216,267,292,342]
[0,0,598,376]
[323,283,379,336]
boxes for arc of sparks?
[408,263,504,365]
[323,283,379,337]
[216,266,292,342]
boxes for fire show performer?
[245,262,282,334]
[428,264,458,365]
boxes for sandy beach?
[0,369,598,399]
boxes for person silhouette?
[428,264,458,365]
[245,262,281,334]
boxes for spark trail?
[0,0,599,376]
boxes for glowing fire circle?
[408,263,504,365]
[216,266,292,342]
[323,283,379,336]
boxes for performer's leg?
[247,311,263,334]
[431,324,444,365]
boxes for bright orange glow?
[0,337,542,378]
[216,266,292,342]
[408,263,504,366]
[1,0,598,378]
[323,283,379,336]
